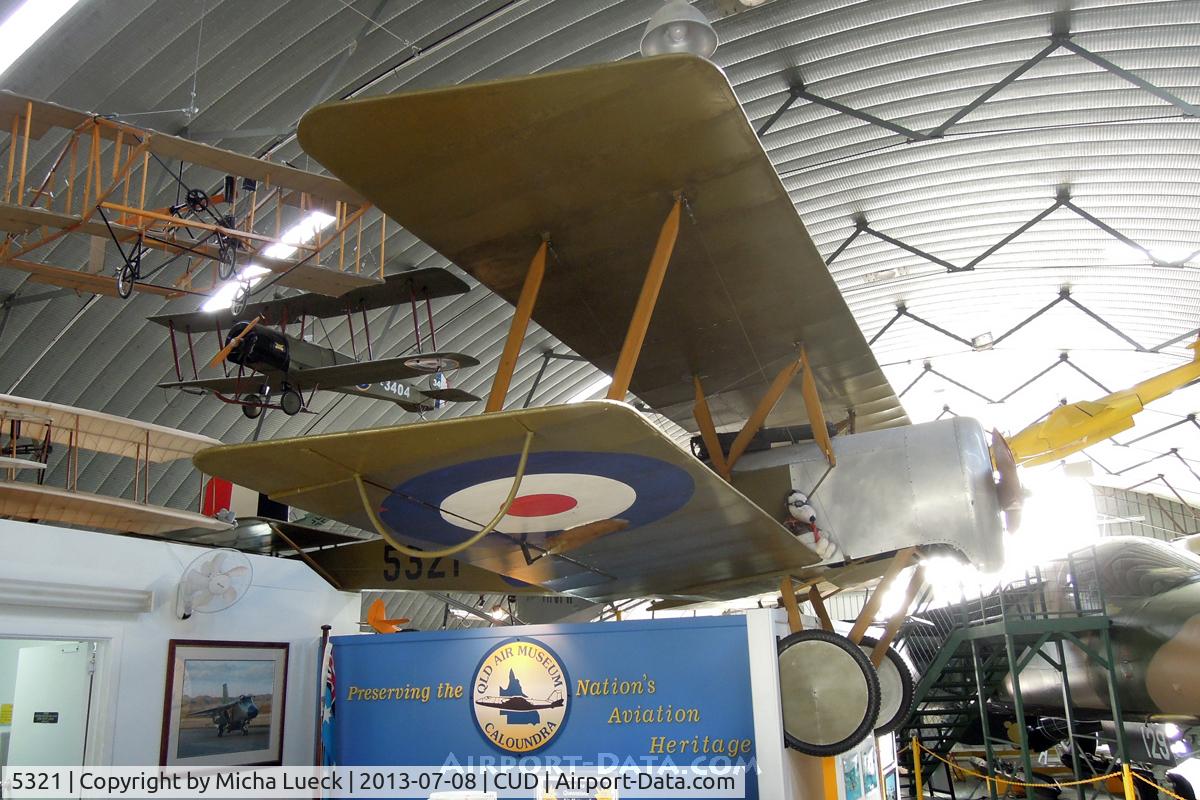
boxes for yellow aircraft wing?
[298,55,907,433]
[194,401,822,601]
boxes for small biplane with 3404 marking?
[149,267,480,419]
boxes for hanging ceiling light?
[639,0,718,60]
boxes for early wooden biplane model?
[0,393,229,535]
[0,91,385,302]
[194,55,1021,755]
[149,267,480,418]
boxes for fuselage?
[1011,536,1200,723]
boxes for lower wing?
[193,401,821,602]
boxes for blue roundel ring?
[379,451,695,546]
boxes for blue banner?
[331,615,758,797]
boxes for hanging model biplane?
[0,393,230,535]
[193,55,1027,756]
[148,267,481,418]
[0,90,389,302]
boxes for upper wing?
[194,401,821,602]
[287,352,479,389]
[0,393,220,462]
[298,55,907,433]
[148,268,470,333]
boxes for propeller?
[208,315,262,369]
[991,429,1023,532]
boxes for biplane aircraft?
[193,55,1025,755]
[0,393,228,535]
[149,267,480,418]
[0,91,386,302]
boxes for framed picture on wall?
[159,640,289,766]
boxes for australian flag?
[320,638,336,766]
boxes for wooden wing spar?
[298,54,907,432]
[194,401,822,602]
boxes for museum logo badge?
[471,638,569,754]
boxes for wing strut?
[606,194,683,400]
[486,240,548,412]
[692,375,730,479]
[693,342,839,476]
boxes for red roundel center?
[508,493,578,517]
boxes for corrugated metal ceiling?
[0,0,1196,516]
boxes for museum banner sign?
[329,614,775,798]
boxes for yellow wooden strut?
[692,375,730,480]
[726,356,804,471]
[800,343,836,466]
[847,547,916,645]
[607,194,682,400]
[870,564,926,667]
[486,240,548,412]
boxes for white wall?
[0,520,359,765]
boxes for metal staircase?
[893,548,1121,799]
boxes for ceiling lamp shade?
[639,0,718,59]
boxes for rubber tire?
[280,387,302,416]
[778,628,881,757]
[1167,774,1197,800]
[217,236,236,281]
[856,634,915,735]
[117,263,135,299]
[231,285,249,316]
[241,395,262,419]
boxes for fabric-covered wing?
[194,401,821,602]
[298,55,907,433]
[287,353,479,389]
[147,268,469,333]
[0,482,231,535]
[0,393,220,462]
[157,375,275,394]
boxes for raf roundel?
[380,451,694,546]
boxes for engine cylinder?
[226,321,290,372]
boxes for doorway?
[0,638,95,767]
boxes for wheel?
[280,387,302,416]
[216,235,237,281]
[856,634,915,735]
[185,188,209,215]
[241,394,262,419]
[1167,773,1196,800]
[116,262,135,299]
[231,284,249,316]
[778,628,881,756]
